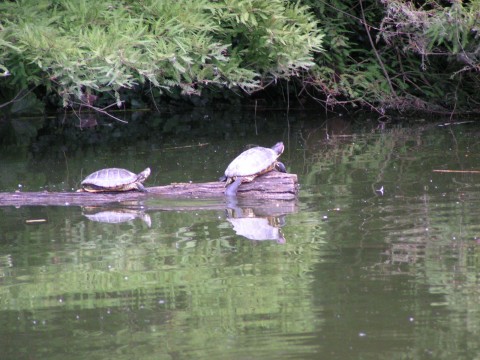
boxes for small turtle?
[79,168,151,193]
[220,142,286,197]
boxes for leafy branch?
[0,0,323,110]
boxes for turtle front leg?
[275,161,287,173]
[225,177,243,197]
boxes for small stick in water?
[433,170,480,174]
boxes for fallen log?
[0,172,298,207]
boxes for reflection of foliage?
[292,123,480,359]
[298,122,480,288]
[0,205,325,355]
[6,122,480,357]
[0,109,294,191]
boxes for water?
[1,111,480,359]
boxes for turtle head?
[271,142,284,155]
[138,168,151,181]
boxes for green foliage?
[0,0,323,107]
[381,0,479,56]
[379,0,480,111]
[296,0,480,113]
[212,1,322,76]
[299,0,396,110]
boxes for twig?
[433,169,480,173]
[70,101,128,123]
[0,86,38,109]
[437,121,474,127]
[162,143,209,150]
[359,0,397,98]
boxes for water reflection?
[75,113,98,128]
[82,206,152,227]
[225,199,297,243]
[227,209,286,243]
[5,112,480,359]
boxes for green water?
[1,111,480,359]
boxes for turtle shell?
[80,167,150,192]
[224,142,284,179]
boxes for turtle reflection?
[83,207,152,227]
[226,207,286,244]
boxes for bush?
[0,0,323,109]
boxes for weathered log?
[0,172,298,207]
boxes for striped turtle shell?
[80,167,150,192]
[222,142,286,196]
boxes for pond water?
[1,109,480,359]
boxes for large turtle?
[79,168,151,193]
[220,142,286,196]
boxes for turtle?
[220,142,286,197]
[79,167,151,193]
